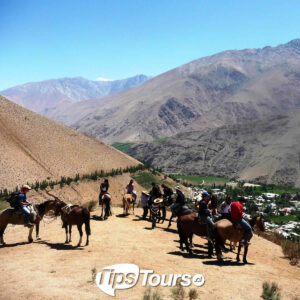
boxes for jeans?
[21,206,31,224]
[239,218,252,241]
[200,215,214,238]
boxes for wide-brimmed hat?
[22,184,31,190]
[153,198,163,204]
[175,186,181,190]
[142,191,149,196]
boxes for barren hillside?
[126,110,300,187]
[0,96,139,190]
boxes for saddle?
[61,204,75,215]
[14,205,37,221]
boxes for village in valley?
[173,176,300,242]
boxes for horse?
[122,193,136,215]
[54,200,91,247]
[214,214,265,263]
[99,192,112,219]
[177,210,217,258]
[0,199,60,245]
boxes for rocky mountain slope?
[0,96,139,190]
[0,74,148,116]
[56,39,300,143]
[126,110,300,187]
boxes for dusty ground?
[0,208,299,300]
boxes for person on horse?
[175,186,186,206]
[208,194,218,219]
[99,179,110,199]
[197,191,214,242]
[149,182,162,206]
[18,184,33,227]
[161,183,173,220]
[217,195,232,220]
[230,197,252,245]
[126,179,137,202]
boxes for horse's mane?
[36,200,54,214]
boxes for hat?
[175,186,181,190]
[153,198,163,204]
[142,191,149,196]
[22,184,31,190]
[202,191,209,197]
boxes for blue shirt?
[18,193,28,206]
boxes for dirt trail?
[0,208,299,300]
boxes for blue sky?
[0,0,299,90]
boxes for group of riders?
[11,178,252,247]
[98,179,252,246]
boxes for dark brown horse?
[55,200,91,247]
[214,215,265,263]
[178,212,217,258]
[0,199,60,245]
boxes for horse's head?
[53,200,66,216]
[257,213,265,232]
[252,213,265,232]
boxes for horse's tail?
[82,208,91,236]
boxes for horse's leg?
[36,221,41,240]
[133,203,135,215]
[236,242,242,262]
[69,225,72,243]
[243,245,249,264]
[64,224,69,243]
[0,226,7,245]
[161,206,166,224]
[207,241,213,258]
[28,226,34,243]
[168,213,174,228]
[77,224,83,247]
[189,233,194,248]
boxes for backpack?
[6,192,20,208]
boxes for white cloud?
[96,77,113,82]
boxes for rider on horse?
[126,179,137,202]
[99,179,110,201]
[161,183,173,220]
[175,186,186,205]
[198,191,214,242]
[18,184,33,227]
[149,182,162,206]
[217,195,232,220]
[230,197,252,245]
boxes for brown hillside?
[46,39,300,143]
[0,96,139,190]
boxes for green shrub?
[143,287,164,300]
[281,239,300,265]
[261,281,281,300]
[85,200,98,212]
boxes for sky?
[0,0,299,90]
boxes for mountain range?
[45,39,300,143]
[0,74,149,116]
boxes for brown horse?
[178,213,217,258]
[0,199,59,245]
[55,201,91,247]
[214,215,265,263]
[122,193,135,215]
[99,192,112,219]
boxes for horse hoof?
[28,238,33,243]
[237,258,240,262]
[243,260,248,264]
[36,237,41,240]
